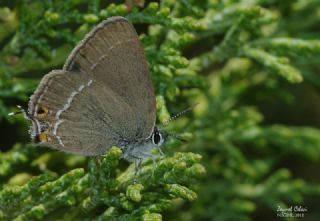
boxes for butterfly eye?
[152,131,164,146]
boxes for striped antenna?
[163,103,199,127]
[159,103,198,143]
[167,132,187,143]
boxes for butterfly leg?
[133,158,142,184]
[158,147,165,157]
[136,151,160,177]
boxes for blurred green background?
[1,0,320,220]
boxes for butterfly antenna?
[168,132,187,143]
[163,102,199,127]
[159,103,198,143]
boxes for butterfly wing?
[28,17,156,155]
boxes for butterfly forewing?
[28,17,156,155]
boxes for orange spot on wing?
[37,106,49,118]
[38,132,48,142]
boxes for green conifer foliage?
[1,0,320,220]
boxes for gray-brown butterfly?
[21,16,165,162]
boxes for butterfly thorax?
[121,127,165,162]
